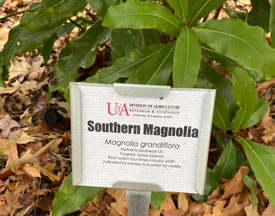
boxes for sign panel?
[70,83,216,194]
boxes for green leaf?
[151,192,166,210]
[166,0,188,22]
[18,26,59,53]
[230,69,258,130]
[194,19,275,80]
[87,44,169,84]
[242,174,258,206]
[270,0,275,48]
[2,26,21,67]
[80,50,96,69]
[200,61,236,115]
[212,139,236,183]
[248,0,270,32]
[20,0,87,32]
[39,34,58,65]
[131,29,160,48]
[192,168,219,202]
[50,20,110,92]
[236,137,275,205]
[111,29,141,61]
[52,173,104,216]
[213,94,230,131]
[111,29,159,61]
[241,97,269,129]
[126,43,174,85]
[173,27,201,88]
[87,0,120,17]
[0,0,5,7]
[188,0,226,24]
[0,53,5,87]
[224,4,246,20]
[87,0,106,16]
[103,0,181,34]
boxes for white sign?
[70,83,216,194]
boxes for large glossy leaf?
[188,0,226,24]
[111,29,140,61]
[126,43,174,85]
[87,0,119,17]
[241,97,269,129]
[248,0,270,32]
[0,0,5,7]
[173,27,201,88]
[0,53,5,87]
[192,168,218,202]
[166,0,188,22]
[212,139,236,183]
[236,137,275,205]
[270,0,275,48]
[194,19,275,80]
[230,69,258,130]
[87,44,168,84]
[20,0,87,32]
[200,61,237,115]
[2,26,21,67]
[243,174,258,206]
[213,94,230,131]
[18,26,59,53]
[151,192,166,210]
[224,4,246,20]
[111,29,159,61]
[52,173,104,216]
[103,0,180,33]
[50,21,111,92]
[131,29,160,48]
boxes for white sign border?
[70,82,216,194]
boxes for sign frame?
[70,82,216,195]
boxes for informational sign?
[70,83,216,194]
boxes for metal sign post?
[126,190,151,216]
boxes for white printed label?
[71,84,215,193]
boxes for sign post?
[70,83,216,215]
[126,190,151,216]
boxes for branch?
[69,18,85,32]
[0,10,28,22]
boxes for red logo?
[107,103,130,116]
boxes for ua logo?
[107,103,130,116]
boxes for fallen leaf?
[160,193,176,211]
[0,115,20,138]
[207,187,221,205]
[221,166,250,200]
[162,209,186,216]
[28,56,45,80]
[0,87,17,95]
[0,139,18,168]
[22,163,41,178]
[178,193,189,212]
[16,131,41,144]
[262,202,275,216]
[261,114,275,146]
[244,204,260,216]
[33,163,60,182]
[9,56,31,80]
[14,138,63,169]
[0,27,10,50]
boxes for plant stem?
[0,10,28,22]
[69,18,85,32]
